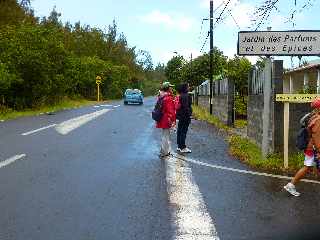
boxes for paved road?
[0,97,319,239]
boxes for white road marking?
[93,105,100,108]
[100,104,113,107]
[21,124,57,136]
[113,105,121,108]
[166,156,220,240]
[0,154,26,168]
[172,154,320,185]
[55,109,110,135]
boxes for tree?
[0,0,35,26]
[137,50,153,71]
[227,56,252,96]
[165,56,185,87]
[171,47,227,88]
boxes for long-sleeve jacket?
[156,93,176,129]
[176,93,192,121]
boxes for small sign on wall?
[238,30,320,56]
[276,94,320,103]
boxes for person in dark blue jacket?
[176,83,192,153]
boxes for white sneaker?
[284,182,300,197]
[180,147,192,153]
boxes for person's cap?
[311,98,320,109]
[162,81,174,88]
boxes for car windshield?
[125,90,140,95]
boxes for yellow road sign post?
[276,94,320,168]
[96,76,102,102]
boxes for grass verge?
[192,105,230,131]
[234,119,247,128]
[229,135,306,175]
[193,105,309,175]
[0,98,103,120]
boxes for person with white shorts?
[284,98,320,197]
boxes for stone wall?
[288,103,310,152]
[212,95,229,124]
[198,96,209,112]
[198,94,233,126]
[247,95,264,147]
[247,60,311,154]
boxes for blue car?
[123,89,143,105]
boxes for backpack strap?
[308,114,320,130]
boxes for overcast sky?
[31,0,320,68]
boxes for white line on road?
[172,154,320,185]
[113,105,121,108]
[166,156,220,240]
[0,154,26,168]
[55,109,110,135]
[21,124,57,136]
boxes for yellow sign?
[276,94,320,103]
[96,76,102,84]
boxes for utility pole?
[190,53,193,81]
[209,0,213,114]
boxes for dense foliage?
[165,49,252,97]
[165,49,252,118]
[0,1,163,110]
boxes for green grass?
[0,98,103,120]
[229,135,305,174]
[193,104,307,174]
[192,105,230,131]
[234,119,247,128]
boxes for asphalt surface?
[0,97,319,239]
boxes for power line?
[198,17,208,42]
[198,1,228,52]
[253,0,279,31]
[213,0,232,29]
[200,31,210,53]
[228,9,240,29]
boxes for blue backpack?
[296,113,311,151]
[152,96,164,122]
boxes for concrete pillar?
[272,60,284,153]
[304,72,309,91]
[289,75,293,93]
[317,69,320,94]
[262,58,272,157]
[227,78,235,127]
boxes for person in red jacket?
[156,82,176,158]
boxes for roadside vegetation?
[193,105,312,176]
[0,98,100,120]
[0,0,165,118]
[192,105,230,131]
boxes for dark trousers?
[177,118,191,149]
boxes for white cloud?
[139,10,195,32]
